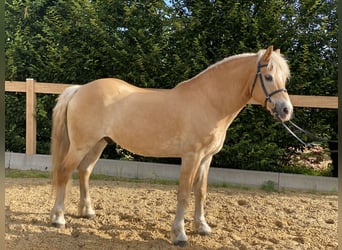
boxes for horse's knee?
[55,168,72,187]
[56,158,78,186]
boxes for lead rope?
[275,114,327,148]
[278,118,313,148]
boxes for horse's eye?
[264,74,273,81]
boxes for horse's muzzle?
[272,101,293,122]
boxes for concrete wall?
[5,152,338,192]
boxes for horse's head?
[251,46,293,122]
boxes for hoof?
[199,230,211,236]
[82,214,95,219]
[50,212,65,228]
[174,240,188,247]
[52,222,65,229]
[194,221,212,236]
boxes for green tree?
[5,0,172,154]
[5,0,337,173]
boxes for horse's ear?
[262,45,274,62]
[275,49,281,54]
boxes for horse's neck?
[180,56,256,118]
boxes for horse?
[50,46,292,246]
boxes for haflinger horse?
[50,46,292,246]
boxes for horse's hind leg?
[193,155,213,235]
[51,149,86,227]
[78,139,107,218]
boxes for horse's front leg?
[172,154,201,246]
[193,155,213,235]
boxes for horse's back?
[81,78,142,97]
[66,78,183,155]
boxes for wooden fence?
[5,78,338,155]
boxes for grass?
[4,169,253,191]
[5,169,50,179]
[4,168,180,186]
[261,180,278,192]
[5,168,337,195]
[4,169,256,193]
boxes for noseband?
[251,61,287,107]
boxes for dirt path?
[5,178,337,249]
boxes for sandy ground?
[5,178,337,250]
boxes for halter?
[251,61,287,107]
[251,61,326,148]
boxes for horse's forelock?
[258,49,290,83]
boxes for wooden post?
[26,78,36,155]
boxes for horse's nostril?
[283,107,289,115]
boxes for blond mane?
[181,49,290,85]
[206,53,256,71]
[176,52,255,86]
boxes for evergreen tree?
[5,0,337,173]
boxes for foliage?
[261,180,278,193]
[5,0,338,174]
[5,93,25,152]
[5,168,50,179]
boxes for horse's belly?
[110,120,226,158]
[113,132,183,157]
[106,96,187,157]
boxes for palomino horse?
[50,46,292,246]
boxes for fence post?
[26,78,36,155]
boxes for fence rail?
[5,78,338,155]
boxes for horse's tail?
[51,85,80,192]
